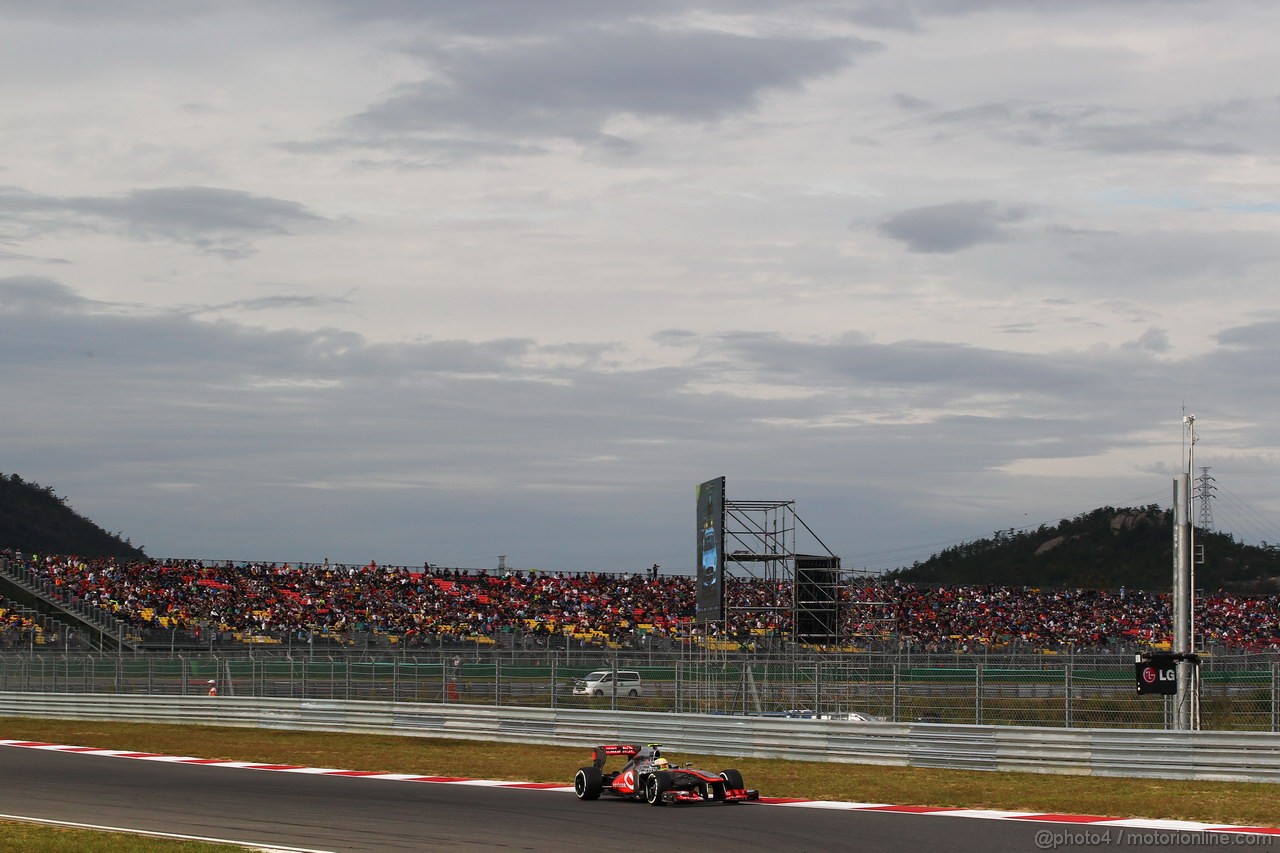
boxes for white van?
[573,670,643,697]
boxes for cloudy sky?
[3,0,1278,574]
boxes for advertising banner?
[695,477,725,623]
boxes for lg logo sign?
[1135,655,1178,695]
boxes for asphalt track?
[0,745,1269,852]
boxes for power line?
[1208,480,1280,548]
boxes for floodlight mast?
[1173,414,1199,730]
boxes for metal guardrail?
[3,692,1279,784]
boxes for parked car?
[822,711,883,722]
[572,670,643,697]
[766,709,882,721]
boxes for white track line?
[0,812,335,852]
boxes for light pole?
[1173,414,1200,730]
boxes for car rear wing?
[591,743,665,768]
[591,744,640,767]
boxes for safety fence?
[2,651,1278,731]
[3,692,1280,785]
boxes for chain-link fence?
[3,648,1278,731]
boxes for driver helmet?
[652,758,669,771]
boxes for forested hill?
[885,506,1280,593]
[0,473,146,560]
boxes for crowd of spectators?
[4,550,1280,652]
[0,594,41,648]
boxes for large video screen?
[695,476,725,623]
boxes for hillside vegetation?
[886,506,1280,592]
[0,473,145,560]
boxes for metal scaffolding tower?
[719,498,891,646]
[722,499,841,644]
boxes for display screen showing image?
[695,476,725,623]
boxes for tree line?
[886,506,1280,592]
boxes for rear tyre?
[627,689,639,697]
[575,766,603,801]
[645,771,671,806]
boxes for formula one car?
[573,743,758,806]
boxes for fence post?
[1064,662,1073,728]
[975,663,983,725]
[551,657,557,709]
[813,662,822,715]
[496,656,503,707]
[675,660,682,713]
[1272,662,1278,734]
[892,662,900,723]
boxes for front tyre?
[645,772,672,806]
[720,769,744,790]
[575,766,603,800]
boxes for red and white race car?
[573,743,759,806]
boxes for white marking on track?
[0,812,336,852]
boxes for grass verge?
[0,822,236,853]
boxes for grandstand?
[3,549,1280,655]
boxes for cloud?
[0,0,218,21]
[189,294,356,316]
[1214,319,1280,352]
[1123,328,1171,354]
[705,331,1102,403]
[0,186,328,258]
[879,200,1028,253]
[915,96,1277,157]
[312,0,922,35]
[314,0,671,32]
[4,2,1279,569]
[893,93,934,111]
[3,276,1277,568]
[350,27,875,144]
[1055,228,1280,286]
[0,275,95,314]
